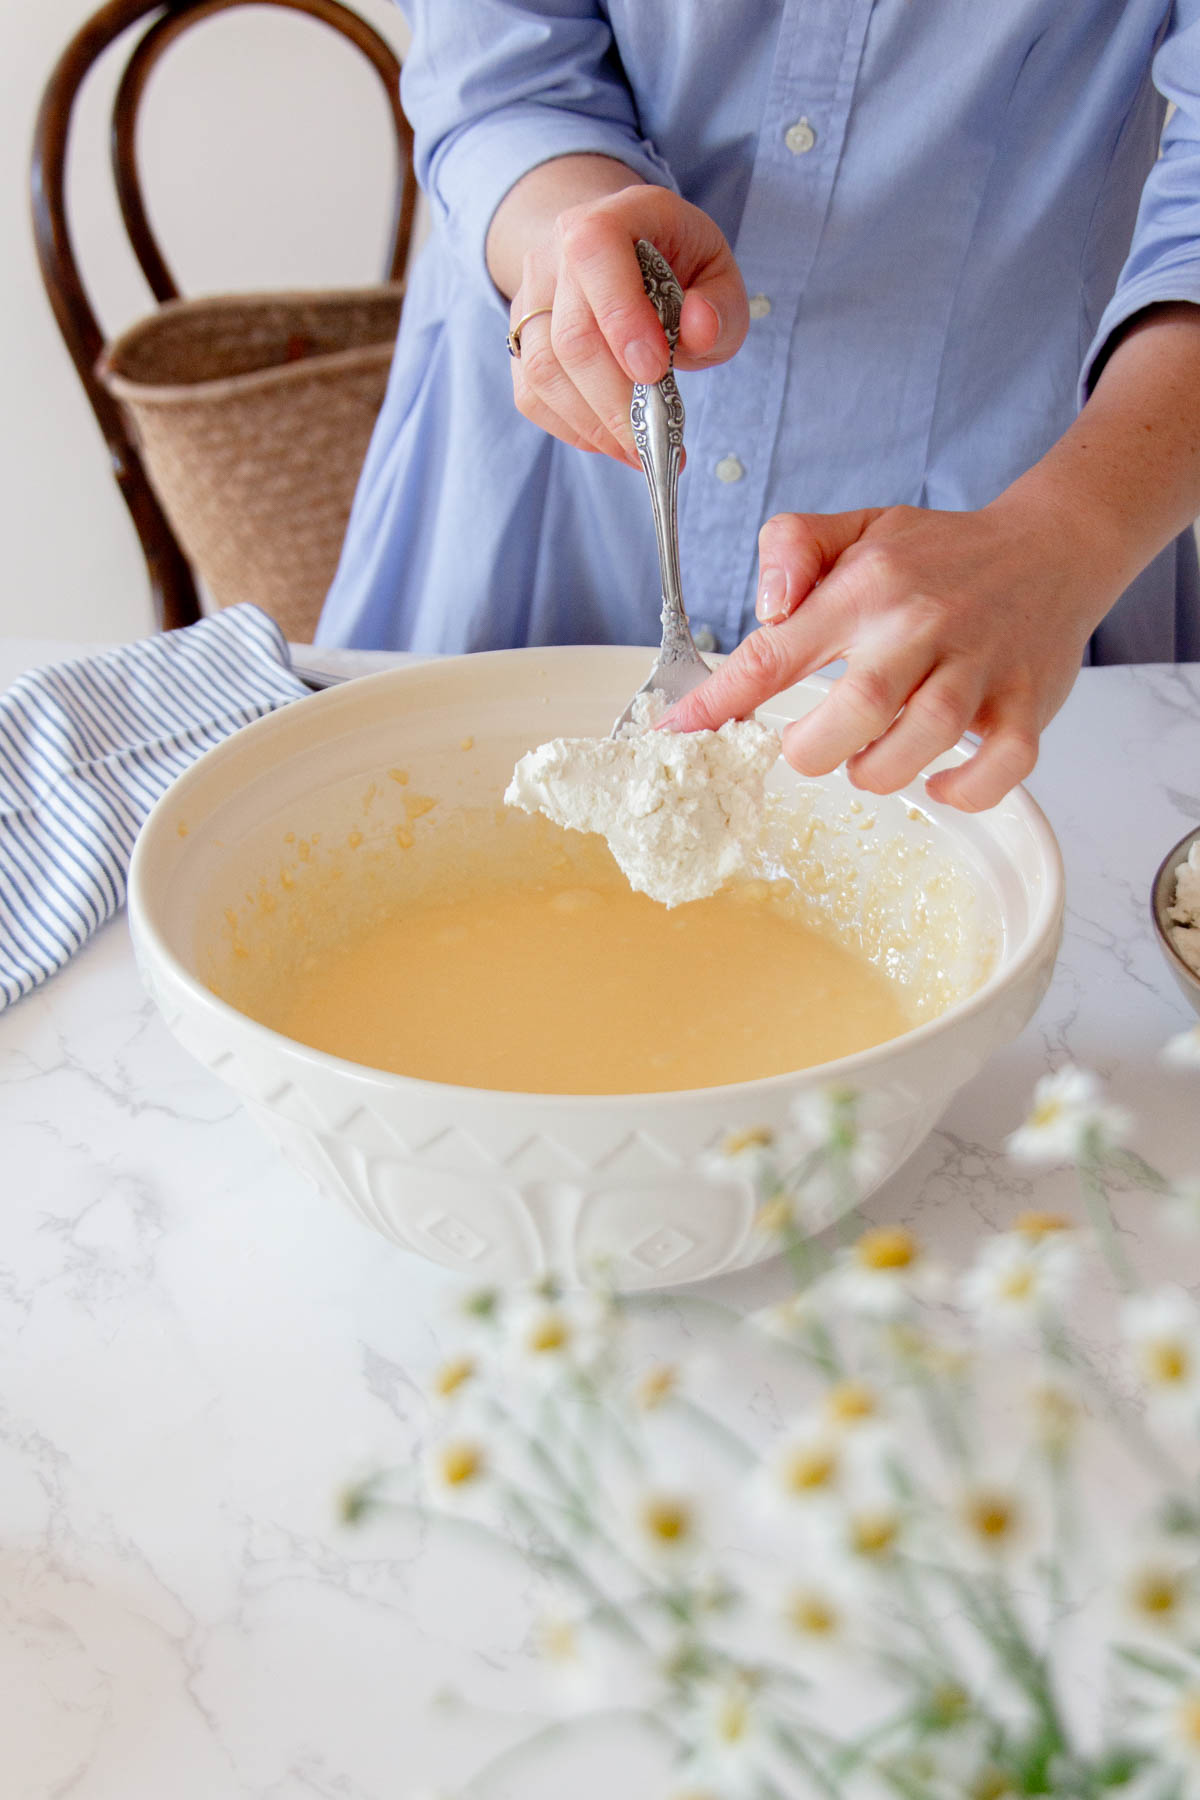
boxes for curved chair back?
[32,0,417,631]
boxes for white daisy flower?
[501,1287,611,1385]
[828,1224,942,1317]
[1121,1286,1200,1418]
[875,1726,999,1800]
[632,1361,682,1411]
[773,1565,863,1672]
[954,1480,1030,1562]
[679,1672,768,1800]
[427,1352,479,1406]
[960,1228,1079,1334]
[1006,1065,1130,1164]
[746,1284,831,1345]
[821,1377,887,1433]
[530,1609,636,1713]
[815,1379,897,1465]
[1140,1683,1200,1776]
[623,1473,707,1571]
[1117,1544,1200,1642]
[828,1499,905,1572]
[1025,1374,1082,1455]
[702,1125,779,1193]
[422,1433,492,1511]
[754,1420,843,1518]
[790,1085,888,1210]
[1162,1023,1200,1069]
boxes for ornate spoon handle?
[630,240,694,669]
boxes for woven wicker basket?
[99,285,404,641]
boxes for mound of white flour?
[1168,840,1200,976]
[504,693,780,907]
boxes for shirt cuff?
[424,104,679,309]
[1079,273,1200,405]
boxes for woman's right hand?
[487,159,748,465]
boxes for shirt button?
[748,293,772,320]
[693,625,718,654]
[714,454,745,483]
[784,117,817,155]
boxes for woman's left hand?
[662,496,1118,812]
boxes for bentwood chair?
[31,0,418,632]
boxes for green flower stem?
[769,1720,845,1798]
[909,1363,972,1470]
[933,1560,1071,1756]
[499,1483,652,1652]
[888,1550,971,1680]
[1078,1155,1138,1293]
[489,1409,674,1641]
[1043,1451,1072,1624]
[669,1394,759,1468]
[1108,1146,1170,1195]
[1044,1322,1187,1487]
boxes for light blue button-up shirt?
[317,0,1200,663]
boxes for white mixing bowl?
[127,647,1064,1290]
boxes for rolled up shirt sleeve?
[399,0,679,305]
[1081,4,1200,400]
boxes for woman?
[317,0,1200,810]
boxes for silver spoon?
[610,240,710,735]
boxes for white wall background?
[1,0,415,642]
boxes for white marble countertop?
[2,640,1199,1800]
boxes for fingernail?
[685,295,720,349]
[625,338,664,383]
[756,566,788,622]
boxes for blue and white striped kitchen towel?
[0,604,308,1011]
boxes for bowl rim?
[128,647,1068,1109]
[1150,822,1200,999]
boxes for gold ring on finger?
[506,306,553,358]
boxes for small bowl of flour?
[1152,825,1200,1013]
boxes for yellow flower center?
[755,1194,793,1235]
[849,1509,899,1557]
[787,1591,839,1637]
[528,1312,570,1354]
[539,1617,578,1663]
[432,1354,476,1398]
[715,1687,753,1744]
[929,1683,969,1726]
[641,1496,693,1544]
[1132,1569,1183,1618]
[825,1380,879,1425]
[781,1444,839,1493]
[970,1771,1012,1800]
[998,1265,1036,1302]
[1013,1210,1072,1239]
[724,1126,775,1156]
[855,1226,917,1271]
[963,1489,1020,1545]
[1144,1338,1192,1385]
[439,1442,484,1487]
[635,1365,678,1410]
[1030,1383,1077,1446]
[1030,1097,1066,1129]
